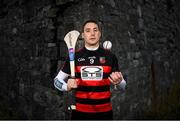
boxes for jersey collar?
[85,45,99,51]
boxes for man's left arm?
[109,54,127,90]
[108,72,126,90]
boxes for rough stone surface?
[0,0,180,119]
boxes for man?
[54,20,126,120]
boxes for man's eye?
[94,29,98,32]
[85,30,90,32]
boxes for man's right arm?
[54,70,69,91]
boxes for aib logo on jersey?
[81,66,103,80]
[99,57,106,64]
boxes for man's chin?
[85,42,99,47]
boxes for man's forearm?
[54,70,69,91]
[117,79,126,90]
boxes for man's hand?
[67,78,78,91]
[108,72,123,85]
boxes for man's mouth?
[90,38,96,40]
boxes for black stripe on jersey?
[76,97,110,105]
[72,110,113,120]
[76,85,110,92]
[75,73,111,79]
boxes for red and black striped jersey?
[62,47,119,113]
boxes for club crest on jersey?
[81,66,103,80]
[99,57,106,64]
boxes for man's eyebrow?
[85,28,90,30]
[85,27,98,29]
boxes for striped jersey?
[62,47,119,113]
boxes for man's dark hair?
[82,20,101,32]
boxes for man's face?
[82,22,101,47]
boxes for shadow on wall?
[141,60,180,119]
[142,80,180,119]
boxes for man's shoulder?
[100,47,115,56]
[75,47,85,53]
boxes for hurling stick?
[64,30,80,78]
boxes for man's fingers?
[109,76,119,84]
[67,79,78,89]
[109,72,123,85]
[108,77,114,84]
[110,72,120,81]
[115,72,122,78]
[72,79,77,88]
[115,72,121,79]
[115,72,123,80]
[109,77,119,85]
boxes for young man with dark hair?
[54,20,126,120]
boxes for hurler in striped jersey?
[54,20,126,120]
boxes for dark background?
[0,0,180,119]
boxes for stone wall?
[0,0,180,119]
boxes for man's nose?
[90,31,95,35]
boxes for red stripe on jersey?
[76,103,112,113]
[75,66,112,73]
[77,79,111,86]
[75,91,111,99]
